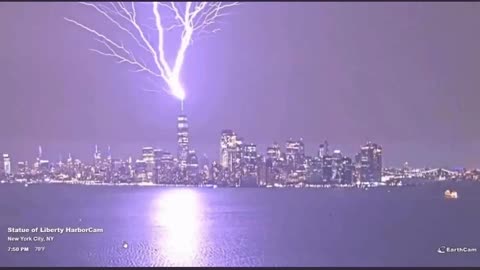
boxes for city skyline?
[0,104,475,169]
[0,122,474,172]
[2,112,390,187]
[0,125,476,169]
[3,113,478,188]
[1,2,480,168]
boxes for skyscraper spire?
[94,145,101,164]
[38,145,43,160]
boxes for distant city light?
[0,113,478,186]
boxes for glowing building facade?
[243,143,258,173]
[38,160,50,175]
[332,150,343,182]
[94,145,101,162]
[356,142,383,182]
[339,157,354,184]
[135,159,147,182]
[318,140,329,158]
[17,161,28,175]
[234,137,244,166]
[322,155,334,182]
[177,114,190,169]
[240,143,259,186]
[3,154,11,175]
[220,129,237,170]
[142,147,155,180]
[285,138,305,171]
[186,150,199,182]
[267,142,282,161]
[154,149,174,184]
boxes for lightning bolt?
[65,2,239,106]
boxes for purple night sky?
[0,2,479,168]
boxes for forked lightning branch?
[65,2,239,106]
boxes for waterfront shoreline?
[0,179,442,188]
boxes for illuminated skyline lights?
[220,129,237,170]
[1,138,478,184]
[177,114,190,169]
[355,142,383,183]
[3,154,11,175]
[65,2,239,105]
[0,111,476,184]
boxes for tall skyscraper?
[356,142,383,182]
[266,143,282,186]
[234,137,244,165]
[322,155,334,182]
[310,156,323,183]
[3,154,11,175]
[177,114,190,168]
[135,159,147,182]
[240,143,259,186]
[94,145,101,165]
[285,138,305,170]
[154,149,174,184]
[267,142,282,161]
[38,145,43,160]
[17,161,27,175]
[142,147,155,180]
[142,147,154,163]
[38,159,50,175]
[339,157,354,184]
[107,145,112,161]
[331,150,343,182]
[257,155,268,186]
[67,153,73,167]
[186,150,199,182]
[220,129,237,170]
[243,144,258,169]
[318,140,329,158]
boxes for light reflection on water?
[2,183,480,267]
[149,189,204,266]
